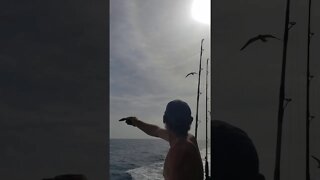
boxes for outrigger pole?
[205,58,210,180]
[195,39,204,140]
[273,0,292,179]
[306,0,314,179]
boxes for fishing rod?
[273,0,292,179]
[205,58,210,180]
[306,0,314,179]
[195,38,204,140]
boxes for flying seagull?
[240,34,281,51]
[312,155,320,168]
[185,72,197,78]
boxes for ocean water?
[110,139,210,180]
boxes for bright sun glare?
[191,0,210,25]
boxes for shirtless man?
[120,99,204,180]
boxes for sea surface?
[110,139,210,180]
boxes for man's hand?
[119,116,137,127]
[119,117,169,141]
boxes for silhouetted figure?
[42,174,87,180]
[213,120,265,180]
[185,72,197,78]
[312,155,320,168]
[120,99,204,180]
[240,34,281,50]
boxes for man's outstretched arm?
[120,117,169,142]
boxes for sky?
[110,0,211,140]
[212,0,320,179]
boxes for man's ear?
[163,114,167,123]
[189,116,193,123]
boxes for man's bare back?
[163,134,203,180]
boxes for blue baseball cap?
[164,99,192,124]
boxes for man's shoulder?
[187,134,200,149]
[187,133,196,141]
[166,138,203,180]
[169,139,197,158]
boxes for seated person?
[212,120,265,180]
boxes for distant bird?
[185,72,197,78]
[240,34,281,51]
[312,155,320,168]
